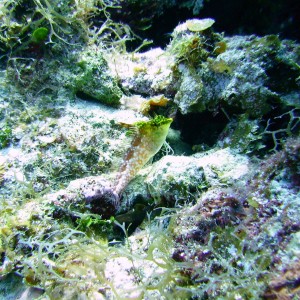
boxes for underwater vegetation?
[0,0,299,299]
[0,0,128,54]
[0,123,12,148]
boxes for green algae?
[31,27,49,44]
[72,49,123,105]
[0,124,12,149]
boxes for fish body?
[113,115,173,197]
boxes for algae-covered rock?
[145,155,207,206]
[193,148,250,185]
[106,22,299,120]
[47,175,118,218]
[168,138,300,299]
[197,35,283,117]
[169,23,300,117]
[173,65,205,113]
[107,48,174,96]
[46,147,249,215]
[107,20,300,119]
[218,114,262,153]
[138,148,249,207]
[66,46,123,105]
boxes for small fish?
[113,115,173,198]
